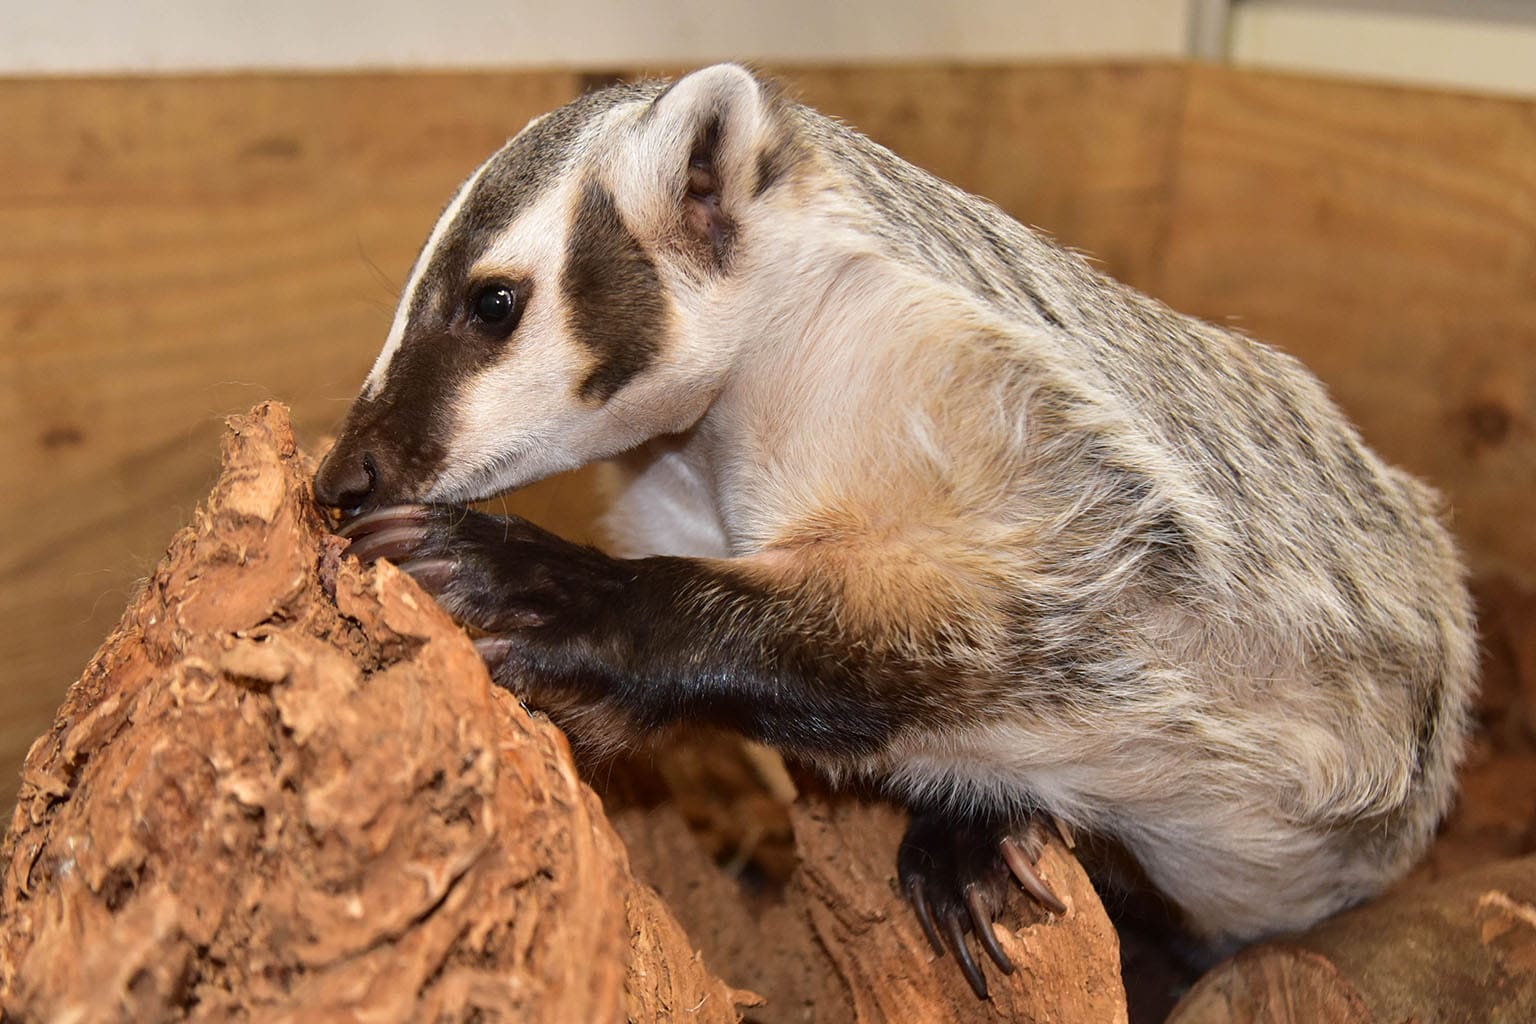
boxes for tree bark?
[0,402,1126,1022]
[1168,855,1536,1024]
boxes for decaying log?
[1168,854,1536,1024]
[0,402,1126,1022]
[0,403,751,1023]
[616,796,1126,1024]
[779,799,1126,1023]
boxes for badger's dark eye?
[470,283,519,328]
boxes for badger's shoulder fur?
[317,64,1477,974]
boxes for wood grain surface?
[2,63,1532,812]
[1158,66,1536,583]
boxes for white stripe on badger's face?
[362,150,502,400]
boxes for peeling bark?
[0,404,749,1023]
[1168,856,1536,1024]
[0,402,1125,1022]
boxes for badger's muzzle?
[313,388,449,514]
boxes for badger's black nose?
[313,448,379,512]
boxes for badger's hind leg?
[898,806,1066,999]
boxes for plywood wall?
[1157,67,1536,580]
[2,64,1533,810]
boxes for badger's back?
[784,102,1475,935]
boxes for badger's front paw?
[338,504,624,637]
[898,810,1067,999]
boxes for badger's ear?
[640,63,786,267]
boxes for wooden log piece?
[1168,854,1536,1024]
[0,401,1126,1023]
[0,402,753,1023]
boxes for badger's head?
[314,64,800,514]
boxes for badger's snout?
[313,444,382,513]
[314,383,450,514]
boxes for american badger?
[313,65,1477,997]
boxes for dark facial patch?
[338,276,536,504]
[321,353,451,508]
[561,179,670,402]
[408,81,665,330]
[329,83,672,505]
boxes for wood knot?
[1462,399,1513,452]
[39,425,84,449]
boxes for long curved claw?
[965,886,1014,974]
[1052,814,1076,849]
[944,911,989,999]
[473,635,516,665]
[336,504,430,539]
[905,876,947,957]
[397,556,456,594]
[1000,836,1067,915]
[345,524,433,565]
[900,808,1043,1000]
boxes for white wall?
[4,1,1534,98]
[0,0,1200,73]
[1230,0,1536,97]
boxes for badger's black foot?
[898,808,1066,1000]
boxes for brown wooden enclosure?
[1,62,1533,818]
